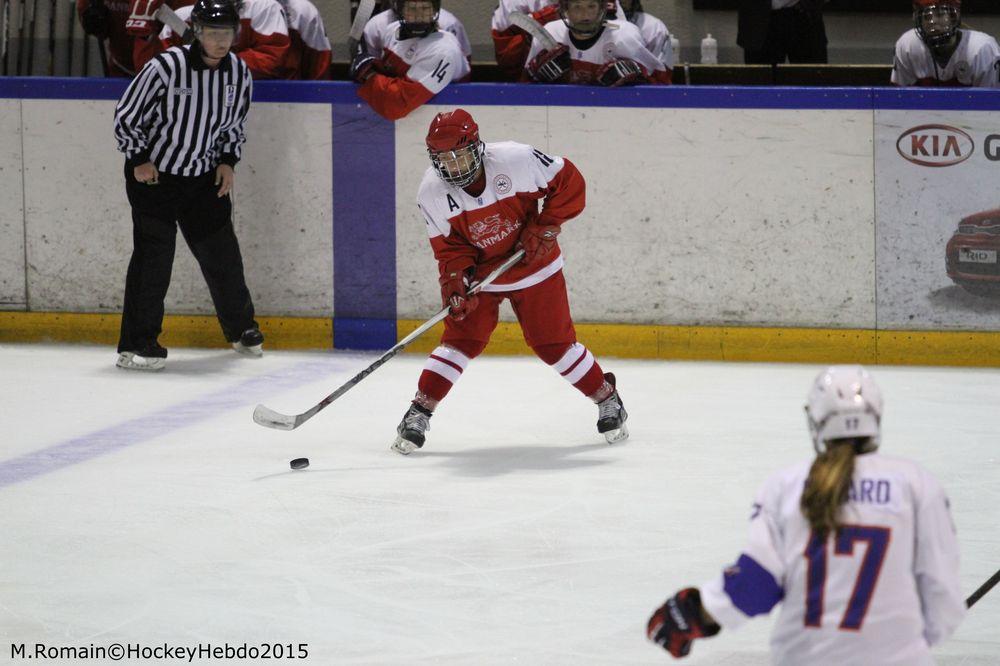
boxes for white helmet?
[805,365,883,453]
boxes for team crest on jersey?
[225,84,237,107]
[468,213,519,249]
[955,60,971,79]
[493,174,512,195]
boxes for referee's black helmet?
[192,0,241,33]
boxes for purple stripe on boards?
[330,102,397,350]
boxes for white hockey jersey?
[361,16,469,92]
[630,11,673,70]
[700,453,965,665]
[363,7,472,63]
[357,16,470,120]
[525,19,669,85]
[276,0,331,79]
[416,141,586,290]
[491,0,624,32]
[892,28,1000,88]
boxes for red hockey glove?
[126,0,163,37]
[597,59,646,87]
[519,222,560,268]
[439,269,478,321]
[647,588,721,658]
[529,3,561,25]
[527,45,570,83]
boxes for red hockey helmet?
[913,0,961,48]
[426,109,484,188]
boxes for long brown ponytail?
[800,440,859,536]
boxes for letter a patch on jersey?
[446,194,460,212]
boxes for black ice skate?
[596,373,629,443]
[116,342,168,372]
[232,327,264,357]
[392,403,433,455]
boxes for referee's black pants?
[118,164,257,354]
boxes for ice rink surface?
[1,343,997,665]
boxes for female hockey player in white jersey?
[647,365,965,664]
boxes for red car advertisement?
[946,207,1000,297]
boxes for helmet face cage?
[429,142,484,188]
[914,3,960,48]
[560,0,607,38]
[396,0,440,38]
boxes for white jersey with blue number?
[700,452,964,665]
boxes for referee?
[113,0,263,371]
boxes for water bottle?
[670,34,680,61]
[700,33,718,65]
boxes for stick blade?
[253,404,299,430]
[349,0,376,41]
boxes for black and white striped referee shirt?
[114,45,252,178]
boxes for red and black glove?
[527,45,570,83]
[597,59,646,87]
[439,268,478,321]
[349,41,377,84]
[519,221,560,267]
[529,3,561,24]
[646,588,721,658]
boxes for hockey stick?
[155,3,192,45]
[93,32,106,74]
[347,0,374,55]
[64,0,72,74]
[88,0,108,75]
[509,11,558,52]
[15,0,26,74]
[45,0,54,75]
[966,567,1000,608]
[1,0,9,75]
[349,0,374,42]
[25,0,34,73]
[253,249,526,431]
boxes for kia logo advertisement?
[897,124,974,167]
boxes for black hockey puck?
[290,458,310,470]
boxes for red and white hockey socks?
[548,342,610,402]
[414,344,472,410]
[415,342,612,411]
